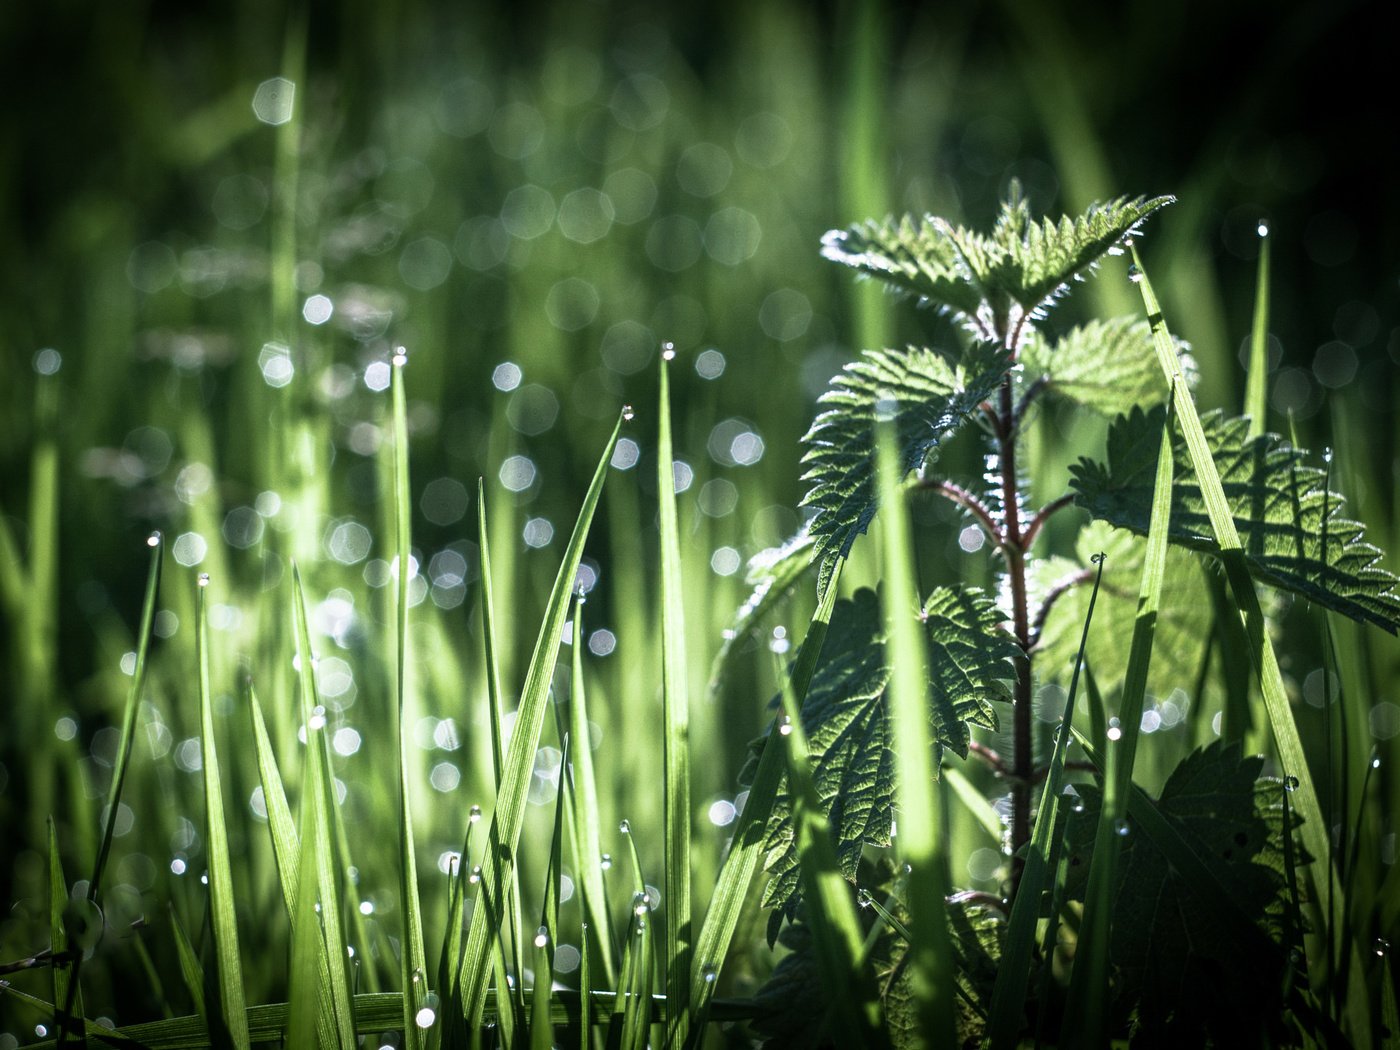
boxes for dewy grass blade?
[477,478,506,789]
[529,735,568,1050]
[389,348,431,1048]
[247,681,298,917]
[873,410,956,1048]
[566,594,619,986]
[657,349,694,1049]
[292,566,358,1050]
[988,553,1107,1050]
[1244,219,1271,437]
[775,662,885,1047]
[458,412,625,1029]
[196,575,251,1050]
[1129,248,1334,911]
[285,789,325,1050]
[682,558,845,1049]
[48,818,83,1041]
[90,532,163,900]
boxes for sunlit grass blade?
[873,410,955,1047]
[775,661,885,1046]
[389,349,431,1048]
[1244,220,1272,436]
[435,830,472,1049]
[1129,247,1336,926]
[618,899,656,1050]
[657,350,693,1048]
[457,412,625,1030]
[682,558,844,1048]
[291,565,358,1050]
[529,735,568,1050]
[563,594,619,986]
[943,764,1002,844]
[988,553,1106,1049]
[1061,383,1174,1043]
[285,790,325,1050]
[196,576,250,1050]
[247,681,298,917]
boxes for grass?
[1,3,1397,1047]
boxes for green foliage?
[821,189,1174,338]
[1071,405,1400,633]
[759,587,1017,915]
[801,343,1011,578]
[1060,743,1297,1045]
[1020,316,1190,417]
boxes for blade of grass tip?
[168,900,207,1025]
[291,565,359,1050]
[49,817,84,1044]
[458,411,625,1029]
[619,879,656,1050]
[529,735,568,1050]
[435,840,470,1050]
[1061,386,1175,1044]
[247,680,299,919]
[285,785,325,1050]
[564,593,620,986]
[1244,219,1272,436]
[874,408,956,1048]
[579,918,593,1050]
[682,557,846,1049]
[1130,248,1337,942]
[389,347,432,1047]
[196,575,251,1050]
[657,347,693,1049]
[90,532,163,900]
[775,659,885,1046]
[988,553,1107,1050]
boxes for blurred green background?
[1,0,1397,1038]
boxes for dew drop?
[469,804,482,823]
[1372,756,1382,770]
[534,926,549,949]
[618,819,631,834]
[661,341,676,362]
[468,865,482,884]
[1376,937,1390,957]
[392,347,409,367]
[146,531,162,548]
[411,968,424,984]
[1257,218,1271,239]
[1284,775,1300,793]
[1114,818,1131,838]
[600,853,613,870]
[1322,447,1334,465]
[702,965,718,984]
[621,404,635,422]
[197,573,211,588]
[633,892,651,916]
[1089,551,1106,565]
[1127,265,1143,284]
[856,889,872,909]
[778,715,793,736]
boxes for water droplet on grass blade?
[469,803,482,822]
[618,819,631,834]
[197,573,210,588]
[392,347,409,367]
[1114,819,1130,837]
[600,853,613,870]
[1284,776,1300,793]
[778,715,793,736]
[146,531,162,548]
[1257,218,1271,238]
[1127,265,1143,284]
[702,965,717,983]
[1376,938,1390,957]
[661,341,676,361]
[621,404,635,421]
[534,926,549,948]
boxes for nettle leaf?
[1021,316,1195,417]
[819,215,987,320]
[1071,405,1400,634]
[801,343,1011,577]
[1061,742,1296,1044]
[760,587,1017,915]
[821,191,1173,340]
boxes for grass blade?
[246,681,298,918]
[285,788,325,1050]
[1244,220,1272,437]
[873,408,955,1047]
[1129,248,1336,917]
[457,411,625,1029]
[166,903,207,1023]
[389,348,431,1046]
[48,818,83,1044]
[657,350,693,1048]
[683,559,845,1047]
[987,553,1106,1049]
[196,575,250,1050]
[529,735,568,1050]
[1061,384,1175,1043]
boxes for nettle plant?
[728,188,1400,1044]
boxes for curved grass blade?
[1061,390,1174,1045]
[1245,221,1272,437]
[682,559,845,1049]
[1127,248,1334,909]
[943,765,1002,844]
[873,410,955,1048]
[246,682,298,917]
[167,902,206,1026]
[457,412,625,1029]
[195,576,250,1050]
[389,350,431,1048]
[988,552,1107,1049]
[529,735,569,1050]
[657,352,693,1048]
